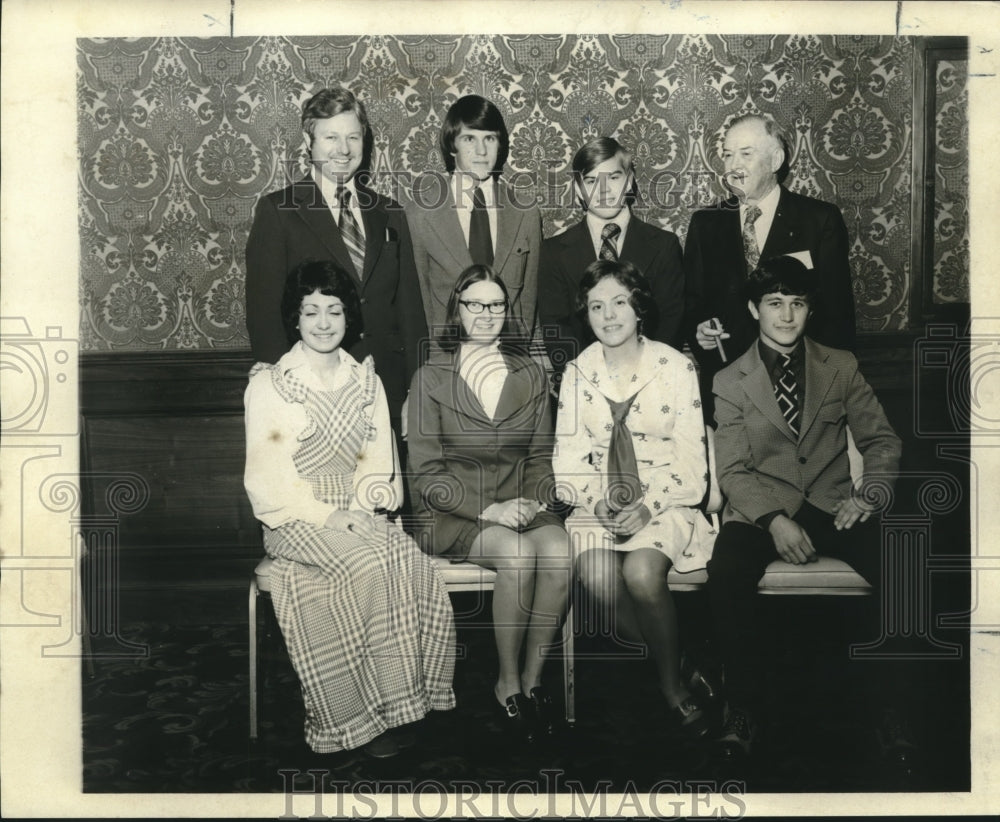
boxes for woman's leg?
[465,525,536,704]
[575,547,645,647]
[519,525,572,693]
[620,548,689,707]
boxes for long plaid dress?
[254,358,456,753]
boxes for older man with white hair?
[683,113,856,420]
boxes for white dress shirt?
[451,173,498,254]
[458,341,508,420]
[585,208,631,258]
[740,183,780,251]
[313,169,366,239]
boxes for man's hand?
[695,318,730,351]
[768,514,817,564]
[832,496,874,531]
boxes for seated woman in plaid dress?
[244,260,456,758]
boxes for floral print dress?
[553,339,717,573]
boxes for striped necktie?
[774,353,799,436]
[742,204,762,272]
[336,185,365,279]
[599,223,621,261]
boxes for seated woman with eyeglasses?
[407,265,571,743]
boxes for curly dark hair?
[576,259,659,343]
[281,260,364,350]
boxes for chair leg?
[562,602,575,725]
[249,578,258,740]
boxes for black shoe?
[716,706,756,758]
[528,686,562,738]
[669,696,711,740]
[362,731,401,759]
[681,653,720,703]
[499,693,536,744]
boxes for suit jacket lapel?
[292,179,357,277]
[356,182,387,285]
[559,221,596,280]
[426,360,486,421]
[760,186,796,259]
[740,346,796,444]
[493,179,524,273]
[425,185,473,272]
[620,217,656,274]
[798,339,836,439]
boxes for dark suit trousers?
[707,503,882,714]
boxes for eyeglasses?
[459,299,507,315]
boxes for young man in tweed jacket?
[707,256,901,760]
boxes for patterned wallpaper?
[78,34,940,351]
[932,58,969,304]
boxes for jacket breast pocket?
[504,245,529,288]
[816,400,846,424]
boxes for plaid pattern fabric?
[337,186,366,279]
[599,222,621,260]
[262,358,456,752]
[742,204,762,272]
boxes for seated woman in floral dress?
[553,259,716,739]
[407,265,571,742]
[244,260,455,758]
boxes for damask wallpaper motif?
[932,58,969,304]
[78,34,923,351]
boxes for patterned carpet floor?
[82,591,970,795]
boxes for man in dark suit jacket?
[707,257,901,759]
[245,87,428,431]
[539,137,685,373]
[684,114,855,418]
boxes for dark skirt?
[442,508,566,561]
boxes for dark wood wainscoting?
[79,333,939,594]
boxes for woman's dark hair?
[744,255,820,307]
[437,265,520,352]
[439,95,510,175]
[575,259,659,343]
[571,137,639,208]
[281,260,364,350]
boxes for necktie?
[468,185,494,266]
[605,392,644,514]
[742,204,762,272]
[599,223,621,261]
[774,353,800,436]
[336,186,365,279]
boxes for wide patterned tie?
[774,353,800,436]
[599,222,621,261]
[742,204,762,272]
[468,185,494,266]
[336,185,366,279]
[605,392,644,515]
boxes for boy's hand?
[768,514,817,564]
